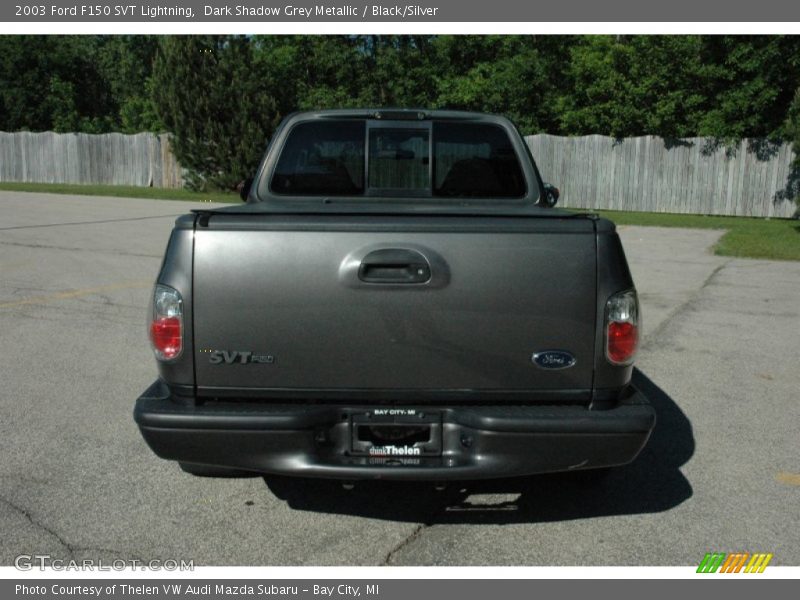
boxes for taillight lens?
[149,284,183,360]
[605,289,640,366]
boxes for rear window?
[368,128,430,193]
[271,119,526,199]
[272,121,365,196]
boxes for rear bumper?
[134,381,655,481]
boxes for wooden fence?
[0,130,797,217]
[525,134,797,218]
[0,131,183,189]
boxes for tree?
[151,36,280,190]
[0,36,110,132]
[253,36,369,111]
[3,34,800,200]
[557,36,715,138]
[780,88,800,210]
[254,36,442,111]
[95,36,163,132]
[0,35,161,134]
[698,36,800,142]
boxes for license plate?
[350,409,442,457]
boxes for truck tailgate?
[192,215,597,399]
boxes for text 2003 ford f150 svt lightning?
[134,109,655,481]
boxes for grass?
[1,182,798,260]
[586,209,800,261]
[0,181,238,203]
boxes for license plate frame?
[350,408,442,457]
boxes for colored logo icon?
[697,552,773,573]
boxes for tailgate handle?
[358,249,431,284]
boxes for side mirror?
[238,177,254,202]
[542,183,560,208]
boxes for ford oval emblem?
[532,350,576,370]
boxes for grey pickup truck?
[134,109,655,482]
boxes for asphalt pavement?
[1,191,798,566]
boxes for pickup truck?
[134,109,655,482]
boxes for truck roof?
[281,109,514,123]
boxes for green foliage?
[558,36,715,138]
[0,35,161,133]
[3,34,800,193]
[151,36,279,190]
[253,36,442,110]
[781,88,800,210]
[96,36,164,133]
[698,36,800,142]
[432,36,567,133]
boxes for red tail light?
[605,289,640,366]
[149,285,183,361]
[150,317,182,360]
